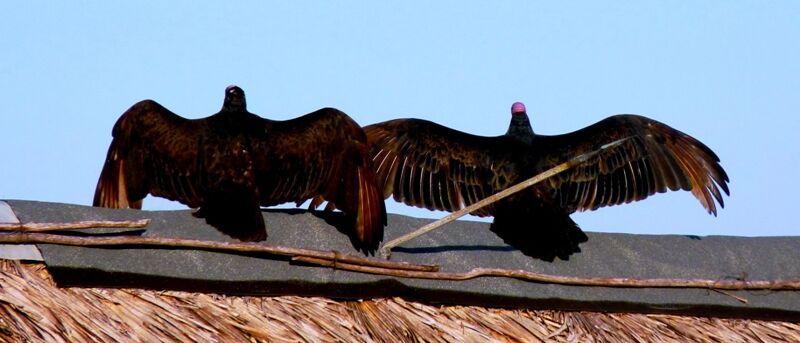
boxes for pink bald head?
[511,102,526,114]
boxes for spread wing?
[252,108,386,252]
[365,119,527,217]
[534,114,730,215]
[93,100,205,209]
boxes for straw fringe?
[0,260,797,343]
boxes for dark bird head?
[505,101,534,143]
[222,85,247,112]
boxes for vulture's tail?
[195,185,267,242]
[490,195,588,262]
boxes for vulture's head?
[506,101,534,142]
[511,102,527,117]
[223,85,247,112]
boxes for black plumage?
[94,85,386,253]
[365,102,729,261]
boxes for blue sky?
[1,2,798,237]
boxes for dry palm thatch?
[0,261,797,342]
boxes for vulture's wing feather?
[533,115,729,215]
[93,100,205,208]
[365,119,525,217]
[253,108,386,252]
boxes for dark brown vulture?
[365,102,729,261]
[93,85,386,253]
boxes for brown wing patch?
[253,108,386,253]
[93,100,205,209]
[539,115,729,215]
[93,153,140,208]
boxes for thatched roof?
[2,199,800,341]
[0,261,797,342]
[8,200,800,319]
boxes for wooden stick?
[6,228,796,292]
[0,232,438,272]
[380,150,594,258]
[294,256,800,291]
[0,219,151,232]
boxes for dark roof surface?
[3,199,799,320]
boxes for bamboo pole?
[0,219,151,232]
[0,232,438,272]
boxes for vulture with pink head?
[365,102,729,261]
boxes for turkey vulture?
[365,102,729,261]
[93,85,386,253]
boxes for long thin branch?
[295,256,800,291]
[0,233,438,272]
[380,147,602,258]
[0,219,151,232]
[6,228,797,292]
